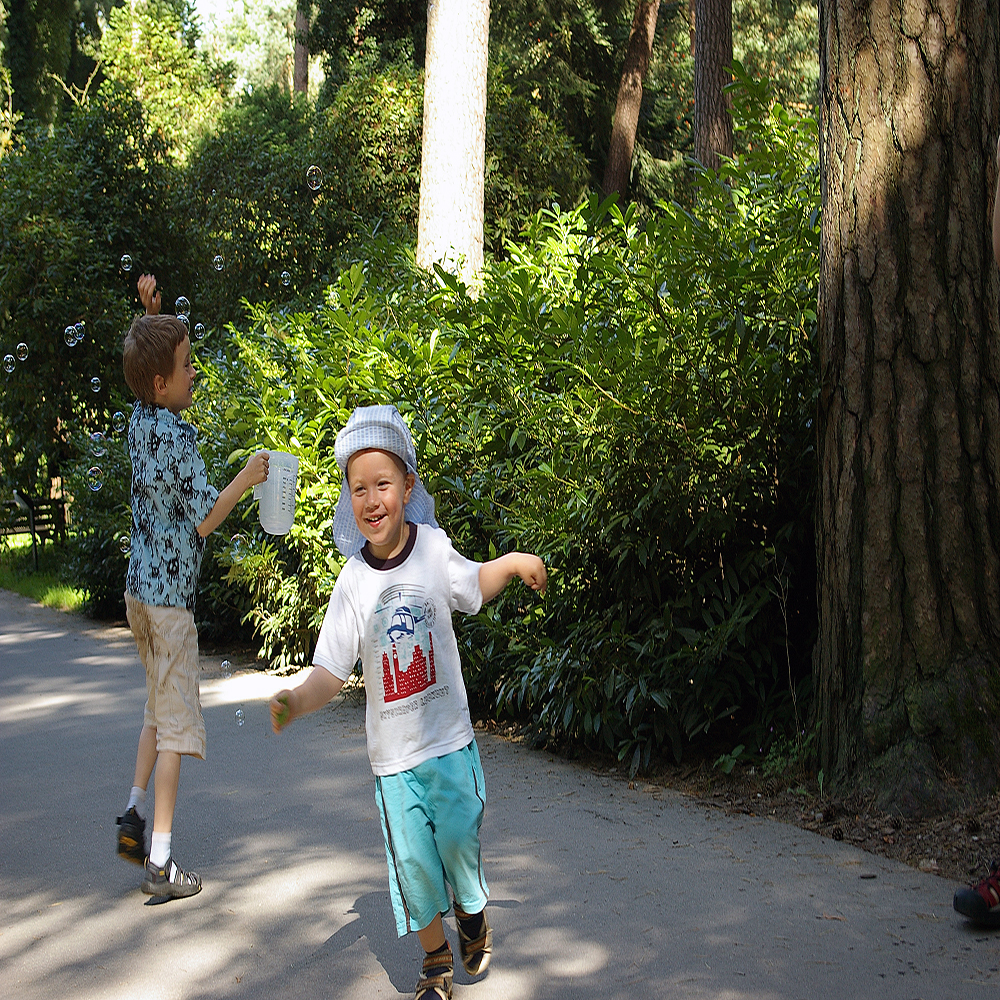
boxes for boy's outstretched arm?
[197,451,270,538]
[479,552,547,603]
[271,666,345,733]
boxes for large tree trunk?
[416,0,489,285]
[692,0,732,172]
[294,5,308,94]
[815,0,1000,816]
[603,0,660,200]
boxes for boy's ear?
[403,472,415,501]
[152,373,167,399]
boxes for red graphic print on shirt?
[373,585,440,703]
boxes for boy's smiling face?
[347,448,415,560]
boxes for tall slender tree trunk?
[692,0,732,172]
[816,0,1000,815]
[294,5,308,94]
[603,0,660,200]
[416,0,490,285]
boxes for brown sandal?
[414,943,453,1000]
[455,907,492,976]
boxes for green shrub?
[187,77,819,770]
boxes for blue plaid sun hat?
[332,404,438,556]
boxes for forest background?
[0,0,821,780]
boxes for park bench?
[1,492,67,569]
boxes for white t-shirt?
[312,524,483,776]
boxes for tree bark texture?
[693,0,733,172]
[416,0,489,285]
[294,6,308,94]
[816,0,1000,814]
[603,0,661,200]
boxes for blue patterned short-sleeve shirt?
[125,402,219,610]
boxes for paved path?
[1,588,998,999]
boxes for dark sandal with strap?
[455,907,492,976]
[415,943,453,1000]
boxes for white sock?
[149,831,171,867]
[127,786,146,819]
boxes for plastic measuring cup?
[254,451,299,534]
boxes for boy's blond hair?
[123,314,188,406]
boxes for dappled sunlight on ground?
[3,589,998,1000]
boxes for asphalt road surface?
[2,589,998,1000]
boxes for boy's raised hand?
[137,273,161,316]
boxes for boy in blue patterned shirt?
[115,273,269,899]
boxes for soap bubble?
[306,164,323,191]
[175,295,191,315]
[229,533,247,562]
[89,431,107,457]
[74,322,85,344]
[281,270,291,287]
[64,325,76,346]
[121,253,133,272]
[16,342,28,362]
[235,707,245,727]
[213,254,224,271]
[2,354,14,373]
[177,313,190,329]
[118,532,131,555]
[193,322,205,341]
[90,376,101,393]
[112,410,127,433]
[221,659,232,678]
[86,466,103,491]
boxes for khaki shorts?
[125,592,206,759]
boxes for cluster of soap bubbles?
[64,321,86,347]
[3,342,30,374]
[85,410,130,499]
[219,658,246,727]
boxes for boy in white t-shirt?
[270,405,546,1000]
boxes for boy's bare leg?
[132,723,158,790]
[153,750,181,833]
[416,913,447,953]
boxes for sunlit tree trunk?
[416,0,489,285]
[603,0,660,200]
[692,0,732,172]
[294,4,308,94]
[815,0,1000,815]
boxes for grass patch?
[0,534,85,612]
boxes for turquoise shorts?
[375,740,489,936]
